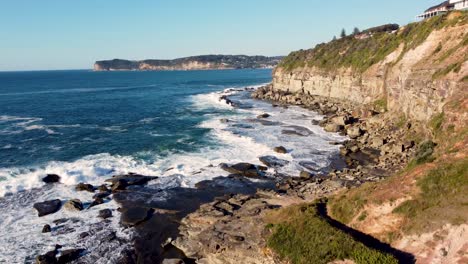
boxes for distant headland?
[94,55,284,71]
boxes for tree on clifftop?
[332,36,337,41]
[353,27,360,35]
[340,28,346,38]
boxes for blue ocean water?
[0,69,271,168]
[0,69,348,262]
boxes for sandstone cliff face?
[272,17,467,121]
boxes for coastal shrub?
[409,140,437,167]
[393,159,468,233]
[266,202,398,264]
[279,11,468,73]
[429,112,445,134]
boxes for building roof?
[425,1,451,12]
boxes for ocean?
[0,69,345,262]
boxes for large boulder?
[273,146,288,154]
[219,163,262,178]
[75,183,95,193]
[330,115,352,126]
[324,124,344,133]
[98,209,113,219]
[34,200,62,217]
[64,199,83,211]
[88,197,104,209]
[120,207,154,227]
[42,224,52,233]
[106,173,158,191]
[257,113,270,118]
[259,156,289,167]
[42,174,61,184]
[346,126,363,139]
[35,252,57,264]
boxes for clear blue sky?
[0,0,442,71]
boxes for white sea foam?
[0,83,348,262]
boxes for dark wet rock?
[42,224,52,233]
[79,232,89,239]
[35,252,57,264]
[281,126,313,137]
[219,163,263,178]
[42,174,61,184]
[35,245,62,264]
[247,118,281,126]
[259,156,289,167]
[34,199,61,217]
[64,199,83,211]
[53,218,70,225]
[106,174,157,192]
[57,248,84,263]
[89,197,105,208]
[121,207,154,226]
[93,191,111,199]
[257,113,270,118]
[111,179,128,192]
[98,209,113,219]
[75,183,95,193]
[97,184,110,192]
[273,146,288,154]
[220,118,230,123]
[117,249,137,264]
[299,161,320,172]
[311,119,320,125]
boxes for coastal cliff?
[94,55,283,71]
[252,11,468,264]
[272,12,467,121]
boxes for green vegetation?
[266,202,398,264]
[393,159,468,233]
[462,75,468,82]
[406,140,437,170]
[429,112,445,134]
[279,12,468,72]
[358,211,368,221]
[328,183,378,224]
[432,62,462,79]
[373,98,388,112]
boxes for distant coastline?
[94,55,284,71]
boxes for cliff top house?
[417,0,468,19]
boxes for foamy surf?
[0,83,347,262]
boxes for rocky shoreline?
[31,84,421,264]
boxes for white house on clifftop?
[417,0,468,19]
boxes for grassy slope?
[278,11,468,73]
[329,96,468,239]
[265,203,398,264]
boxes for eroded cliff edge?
[272,12,467,121]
